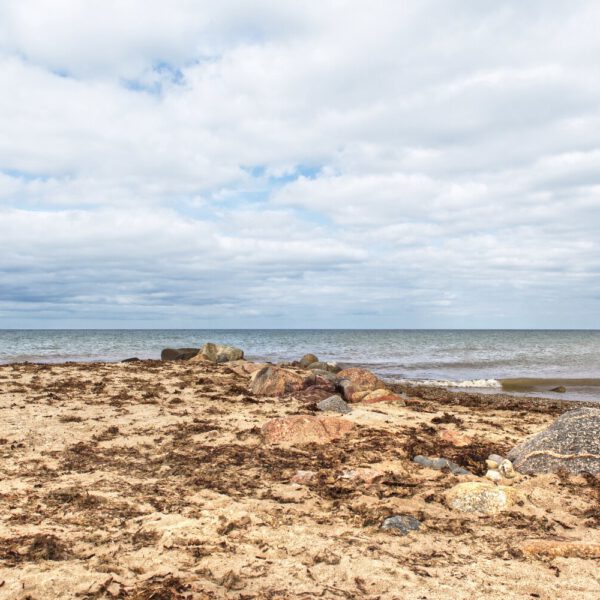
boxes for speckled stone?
[446,482,517,514]
[317,395,352,414]
[380,515,421,535]
[413,455,471,475]
[508,407,600,475]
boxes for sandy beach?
[0,357,599,599]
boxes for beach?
[1,355,599,599]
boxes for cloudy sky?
[1,1,599,328]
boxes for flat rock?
[250,366,308,397]
[317,395,351,414]
[380,515,421,535]
[508,407,600,475]
[518,539,600,559]
[445,482,517,514]
[262,415,353,445]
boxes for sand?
[0,359,599,599]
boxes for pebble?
[485,469,502,482]
[487,454,504,468]
[380,515,421,535]
[413,455,471,476]
[498,459,516,479]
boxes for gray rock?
[306,369,338,385]
[317,395,351,414]
[551,386,567,393]
[381,515,421,535]
[413,455,471,476]
[199,343,244,363]
[488,453,505,466]
[161,348,199,361]
[508,407,600,475]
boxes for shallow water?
[1,329,599,401]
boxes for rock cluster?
[161,343,243,363]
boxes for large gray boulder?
[508,407,600,475]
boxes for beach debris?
[291,470,318,485]
[518,539,600,559]
[339,467,384,485]
[380,515,421,535]
[261,415,354,445]
[413,455,471,475]
[317,395,351,414]
[160,347,199,361]
[438,429,472,447]
[485,469,502,483]
[508,407,600,475]
[250,366,308,396]
[299,353,319,368]
[445,482,517,514]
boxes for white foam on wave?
[397,378,502,389]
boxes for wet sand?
[0,359,599,599]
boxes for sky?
[0,0,599,329]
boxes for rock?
[296,386,337,404]
[336,368,386,393]
[413,455,471,476]
[306,361,341,373]
[291,470,317,485]
[299,354,319,368]
[195,342,244,363]
[249,366,308,397]
[518,540,600,559]
[360,389,406,405]
[551,386,567,393]
[339,467,383,485]
[304,371,337,391]
[438,429,472,447]
[487,454,504,469]
[161,348,199,361]
[498,459,516,479]
[227,360,268,377]
[317,395,351,414]
[485,469,502,483]
[337,378,356,402]
[445,482,517,514]
[380,515,421,535]
[261,415,353,445]
[508,407,600,475]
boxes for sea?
[1,329,599,402]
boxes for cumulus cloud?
[0,0,598,327]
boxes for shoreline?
[0,356,599,598]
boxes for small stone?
[291,470,317,485]
[438,429,472,447]
[486,459,499,470]
[485,469,502,482]
[498,459,516,479]
[487,454,504,468]
[380,515,421,535]
[339,467,383,485]
[446,482,517,514]
[413,455,471,476]
[317,395,351,414]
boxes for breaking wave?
[397,378,502,389]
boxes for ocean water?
[0,329,599,401]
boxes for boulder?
[299,354,319,368]
[306,369,338,386]
[508,407,600,475]
[360,389,405,405]
[380,515,421,535]
[161,348,200,361]
[307,361,340,373]
[295,386,337,405]
[261,415,353,445]
[317,395,351,414]
[195,342,244,363]
[336,368,386,396]
[227,360,268,377]
[337,378,356,402]
[250,366,308,397]
[445,482,517,514]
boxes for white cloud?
[0,1,598,327]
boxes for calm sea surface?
[1,329,599,401]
